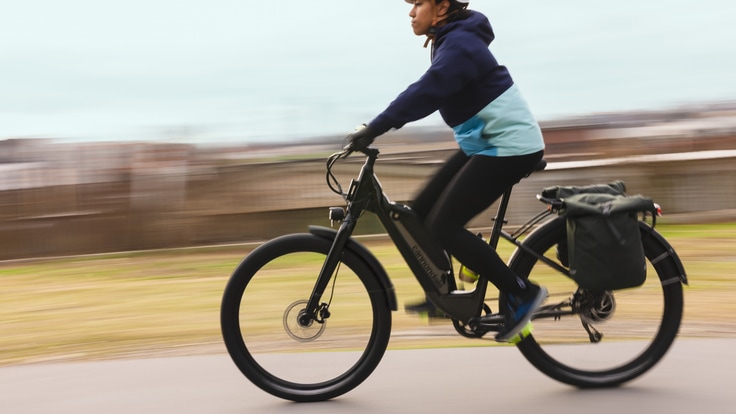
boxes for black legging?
[412,149,544,294]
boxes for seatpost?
[488,188,513,249]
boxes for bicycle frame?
[221,146,687,401]
[305,147,555,325]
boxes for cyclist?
[346,0,547,342]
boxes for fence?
[1,112,735,260]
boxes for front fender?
[309,226,398,311]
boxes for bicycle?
[220,144,687,402]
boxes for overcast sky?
[2,0,734,143]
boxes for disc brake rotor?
[283,300,326,342]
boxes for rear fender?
[641,222,688,286]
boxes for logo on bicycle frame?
[393,221,450,294]
[410,244,450,292]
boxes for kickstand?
[582,321,603,343]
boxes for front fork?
[300,210,359,326]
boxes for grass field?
[1,222,735,366]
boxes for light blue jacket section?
[452,84,545,157]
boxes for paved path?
[2,338,734,414]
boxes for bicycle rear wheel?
[508,217,684,387]
[220,233,392,402]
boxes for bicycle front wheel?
[220,233,392,402]
[509,217,684,387]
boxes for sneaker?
[507,321,534,344]
[404,298,449,320]
[495,284,547,343]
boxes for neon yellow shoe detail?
[458,265,479,284]
[507,322,534,344]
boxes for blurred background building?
[1,103,735,260]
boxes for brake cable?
[326,150,348,198]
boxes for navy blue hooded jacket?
[368,10,544,157]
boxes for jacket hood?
[435,10,495,47]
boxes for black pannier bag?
[540,181,657,292]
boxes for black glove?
[345,124,377,151]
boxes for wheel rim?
[220,234,392,401]
[509,218,683,385]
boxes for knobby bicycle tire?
[220,233,392,402]
[508,217,684,387]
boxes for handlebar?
[341,139,380,156]
[326,145,380,198]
